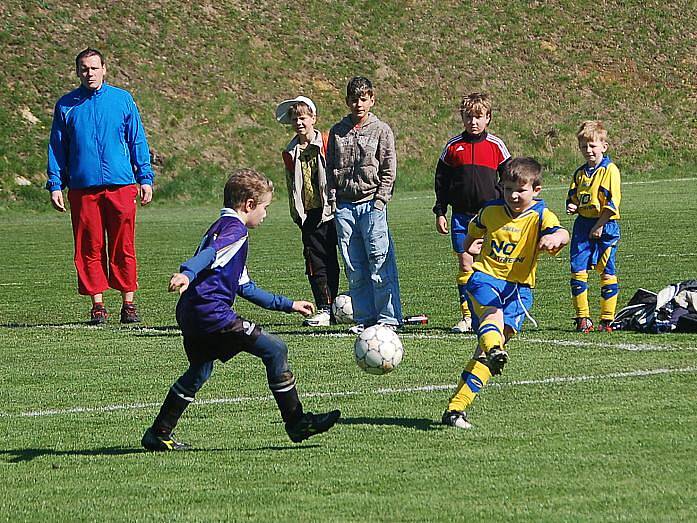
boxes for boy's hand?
[291,300,315,317]
[467,238,483,256]
[436,215,448,234]
[566,203,577,215]
[538,230,570,254]
[169,273,190,294]
[589,224,603,239]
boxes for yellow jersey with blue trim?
[566,156,621,219]
[468,199,562,287]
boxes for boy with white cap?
[276,96,340,326]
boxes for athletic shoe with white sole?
[348,324,365,334]
[451,316,473,333]
[441,410,473,429]
[303,309,332,327]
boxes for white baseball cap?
[275,96,317,124]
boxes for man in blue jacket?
[47,48,154,324]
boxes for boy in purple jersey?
[141,169,340,451]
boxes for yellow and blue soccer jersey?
[469,199,563,287]
[567,156,621,219]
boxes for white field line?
[4,324,697,353]
[397,177,697,200]
[3,366,696,419]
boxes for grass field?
[1,180,696,521]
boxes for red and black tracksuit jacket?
[433,131,510,216]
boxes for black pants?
[301,209,340,309]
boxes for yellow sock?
[571,272,590,318]
[456,270,472,317]
[478,316,504,352]
[447,359,492,411]
[600,275,619,320]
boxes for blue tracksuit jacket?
[46,83,154,191]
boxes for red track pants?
[68,185,139,296]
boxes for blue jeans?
[335,200,402,326]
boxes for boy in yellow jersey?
[442,157,569,429]
[566,121,622,333]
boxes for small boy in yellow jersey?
[442,157,569,429]
[566,121,622,333]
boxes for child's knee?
[256,332,290,377]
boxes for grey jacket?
[282,130,333,226]
[326,113,396,209]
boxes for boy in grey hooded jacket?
[326,77,402,330]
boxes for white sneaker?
[347,324,365,334]
[451,316,473,333]
[303,309,332,327]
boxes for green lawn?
[1,182,696,521]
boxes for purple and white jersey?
[176,209,252,334]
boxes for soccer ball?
[332,293,354,324]
[354,324,404,375]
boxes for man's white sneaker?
[303,309,332,327]
[451,316,473,333]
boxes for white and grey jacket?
[326,113,396,210]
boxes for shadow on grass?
[337,416,440,431]
[239,444,322,452]
[0,446,146,463]
[1,443,323,463]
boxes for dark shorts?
[182,317,262,365]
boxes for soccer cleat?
[598,319,614,332]
[303,309,332,327]
[120,303,140,324]
[574,317,594,333]
[89,303,108,325]
[441,410,473,429]
[141,426,190,451]
[285,409,341,443]
[486,347,509,376]
[451,316,473,333]
[348,324,365,335]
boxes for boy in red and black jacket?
[433,92,510,333]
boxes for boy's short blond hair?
[460,92,492,117]
[288,102,314,120]
[500,157,543,188]
[577,120,608,144]
[224,168,274,209]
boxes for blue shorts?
[466,271,533,333]
[451,213,476,253]
[570,217,620,275]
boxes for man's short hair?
[346,77,374,99]
[500,157,543,188]
[577,120,608,144]
[75,48,105,69]
[224,168,274,209]
[460,92,492,118]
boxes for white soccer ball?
[332,293,354,324]
[354,324,404,375]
